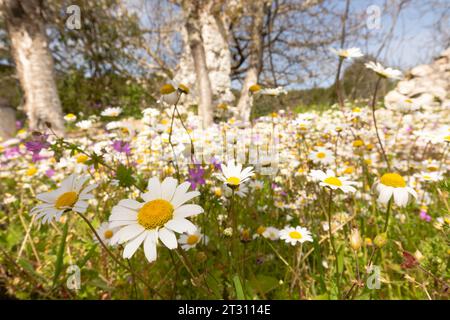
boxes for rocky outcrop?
[384,47,450,110]
[0,98,16,140]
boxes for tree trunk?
[237,1,266,122]
[184,0,213,128]
[2,0,64,134]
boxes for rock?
[0,99,16,141]
[384,47,450,110]
[410,65,433,77]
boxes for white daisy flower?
[308,147,335,165]
[108,177,203,263]
[75,120,93,130]
[64,113,77,123]
[94,222,119,247]
[178,229,208,251]
[373,173,417,207]
[262,226,280,241]
[310,169,357,193]
[159,83,189,105]
[279,226,313,245]
[101,107,123,117]
[224,183,249,198]
[330,47,363,59]
[365,61,402,79]
[217,160,254,188]
[31,174,97,224]
[417,171,443,182]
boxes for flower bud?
[349,228,362,251]
[374,233,388,248]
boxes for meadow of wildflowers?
[0,62,449,301]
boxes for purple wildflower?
[112,140,131,155]
[45,169,55,177]
[419,210,432,222]
[188,165,205,190]
[210,157,221,170]
[25,133,50,162]
[4,146,21,159]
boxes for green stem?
[383,199,392,233]
[371,76,391,171]
[326,189,341,297]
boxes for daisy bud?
[196,252,207,263]
[349,228,362,251]
[374,233,388,248]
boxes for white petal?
[80,183,98,195]
[110,206,138,221]
[171,191,200,208]
[36,190,60,203]
[378,187,393,204]
[173,204,204,219]
[117,224,145,244]
[118,199,142,210]
[158,228,177,249]
[109,220,136,228]
[161,177,178,201]
[407,187,418,199]
[165,218,197,234]
[146,177,161,199]
[74,175,89,192]
[60,174,76,192]
[143,234,157,263]
[123,231,147,259]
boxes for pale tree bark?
[1,0,64,134]
[236,1,267,122]
[174,0,235,107]
[183,0,213,128]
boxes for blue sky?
[349,0,448,68]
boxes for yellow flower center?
[380,173,406,188]
[104,230,114,239]
[160,84,176,95]
[323,176,343,187]
[55,191,78,209]
[76,154,89,163]
[26,166,38,176]
[226,176,241,186]
[289,231,302,239]
[186,234,199,245]
[444,135,450,142]
[249,84,261,93]
[353,140,364,147]
[178,84,190,94]
[316,152,326,159]
[137,199,173,229]
[343,167,354,174]
[256,226,266,235]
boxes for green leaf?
[312,237,326,292]
[52,218,70,287]
[337,246,344,274]
[115,164,136,188]
[248,274,279,295]
[233,274,246,300]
